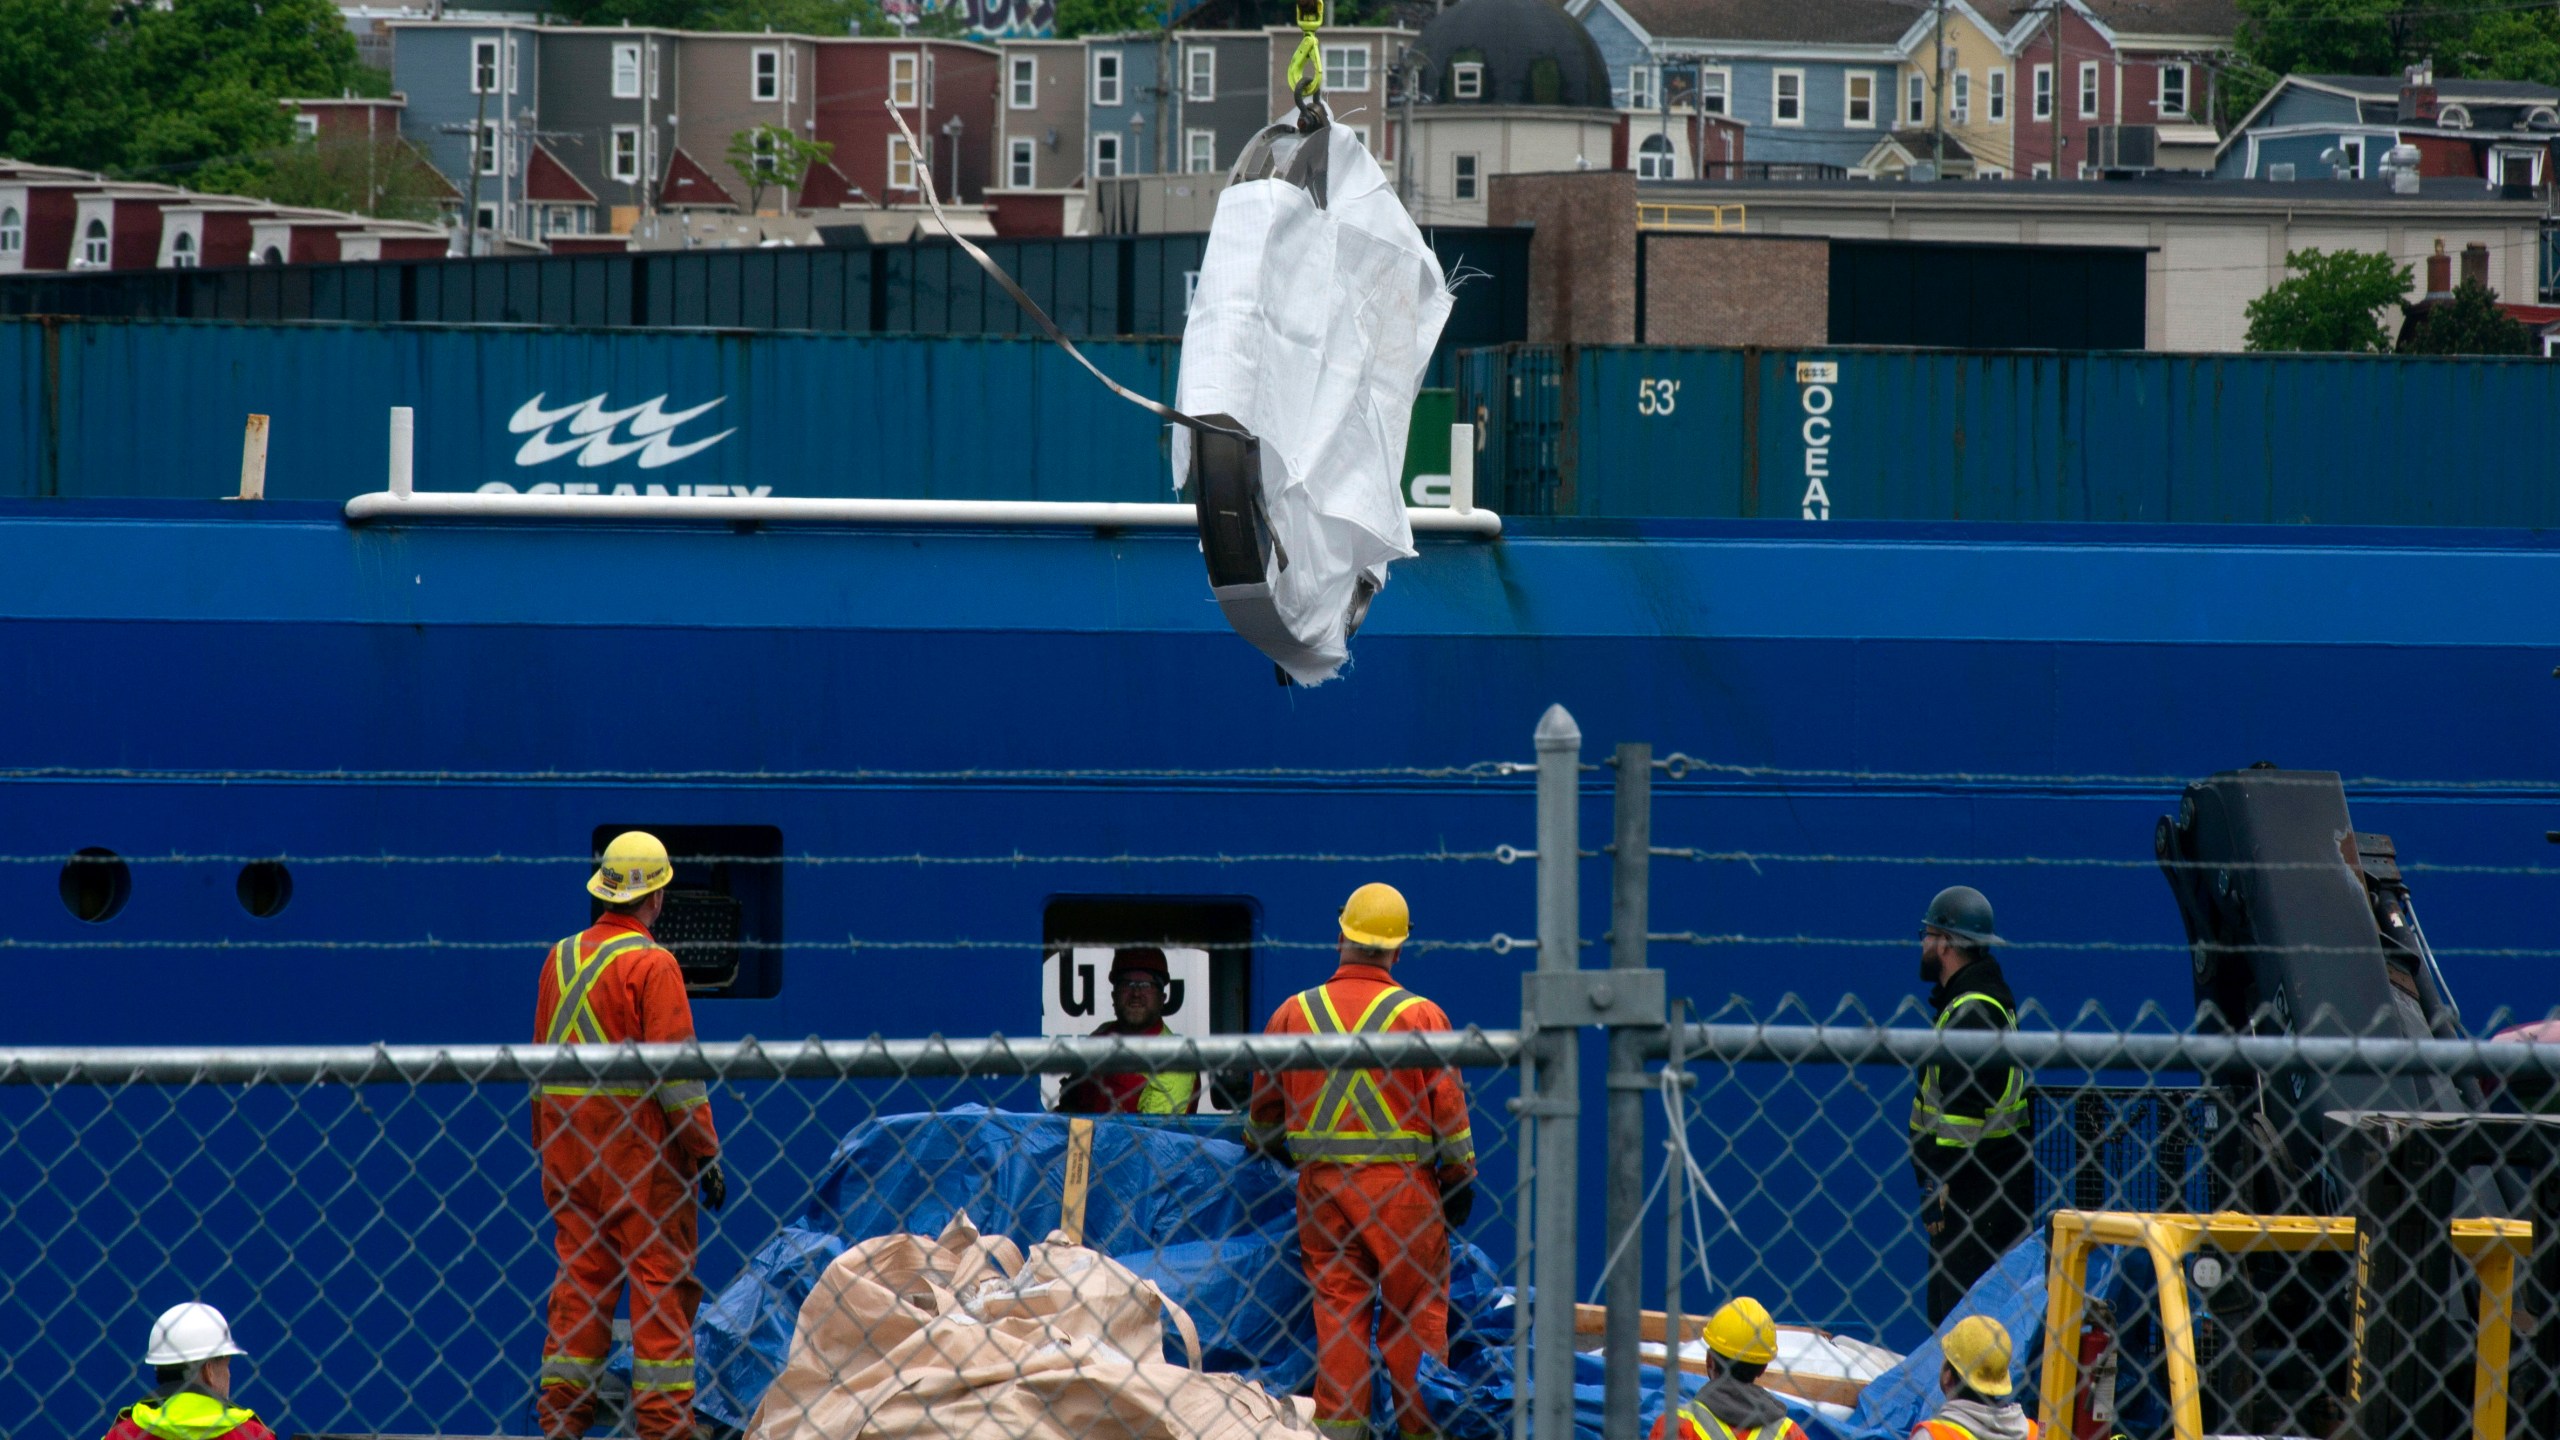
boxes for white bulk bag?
[1173,121,1454,687]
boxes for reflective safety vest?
[1285,983,1466,1165]
[117,1392,268,1440]
[1908,992,2027,1149]
[1665,1396,1804,1440]
[539,929,710,1117]
[1913,1416,2040,1440]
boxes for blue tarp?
[691,1106,1521,1432]
[688,1108,2094,1440]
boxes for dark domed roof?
[1415,0,1613,109]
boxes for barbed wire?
[1643,931,2560,957]
[0,934,1536,953]
[1650,847,2560,877]
[0,762,1537,787]
[1648,752,2560,793]
[23,847,1523,868]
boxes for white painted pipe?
[342,490,1505,536]
[1449,423,1475,516]
[388,407,414,498]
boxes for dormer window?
[2440,103,2472,129]
[79,218,108,267]
[2530,106,2559,128]
[1451,61,1483,99]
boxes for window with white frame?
[2339,137,2364,176]
[475,122,499,175]
[1451,61,1483,99]
[0,206,21,254]
[472,37,500,93]
[1627,64,1655,111]
[1988,68,2006,122]
[505,35,518,90]
[1773,68,1803,125]
[1092,131,1121,177]
[1636,132,1675,179]
[749,128,777,176]
[1093,51,1122,107]
[78,218,107,267]
[170,231,197,266]
[1009,136,1035,187]
[1452,152,1478,200]
[613,42,641,98]
[1907,73,1926,125]
[1951,70,1970,124]
[2158,61,2187,117]
[924,50,935,105]
[647,39,659,98]
[891,52,918,106]
[2078,59,2098,118]
[1010,54,1037,108]
[889,134,918,188]
[1696,67,1728,114]
[754,46,782,102]
[1322,43,1369,91]
[610,125,641,181]
[2032,64,2052,119]
[1845,70,1875,126]
[1976,166,2005,179]
[1186,45,1215,100]
[475,202,497,235]
[1186,128,1214,171]
[2030,162,2051,178]
[294,114,319,140]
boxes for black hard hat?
[1922,886,2005,947]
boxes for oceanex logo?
[472,391,767,495]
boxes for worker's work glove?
[699,1159,728,1213]
[1441,1180,1474,1228]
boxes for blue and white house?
[1566,0,1917,174]
[2213,67,2559,185]
[393,22,544,251]
[1081,33,1170,177]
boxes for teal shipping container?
[1460,345,2560,526]
[1,319,1182,502]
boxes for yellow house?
[1869,0,2021,178]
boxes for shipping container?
[2,319,1185,503]
[0,229,1532,386]
[1461,344,2560,525]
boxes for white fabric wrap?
[1172,125,1454,686]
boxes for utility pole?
[437,76,491,255]
[1156,26,1172,175]
[1395,43,1424,206]
[1931,0,1948,175]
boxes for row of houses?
[0,161,448,278]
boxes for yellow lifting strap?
[1285,0,1325,104]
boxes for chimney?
[2399,59,2438,125]
[2462,240,2492,293]
[2426,238,2452,299]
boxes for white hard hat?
[142,1303,246,1367]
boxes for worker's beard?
[1918,951,1937,985]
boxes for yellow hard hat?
[1941,1315,2015,1397]
[1701,1297,1778,1366]
[1339,882,1411,949]
[588,831,673,903]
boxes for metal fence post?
[1603,741,1652,1440]
[1533,704,1582,1440]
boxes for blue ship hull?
[6,500,2558,1431]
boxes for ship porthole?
[236,861,293,919]
[59,848,131,923]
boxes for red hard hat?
[1108,947,1169,983]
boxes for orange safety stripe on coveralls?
[532,912,719,1440]
[1912,1420,2039,1440]
[1249,960,1475,1440]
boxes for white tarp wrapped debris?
[1172,122,1455,686]
[749,1213,1309,1440]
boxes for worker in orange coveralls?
[1248,882,1475,1440]
[533,830,726,1440]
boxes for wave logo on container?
[1795,361,1836,521]
[508,391,735,471]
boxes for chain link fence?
[1,1034,1524,1440]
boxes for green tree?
[726,123,835,212]
[1055,0,1162,39]
[700,0,898,32]
[0,0,136,169]
[260,132,452,221]
[2396,278,2535,354]
[2243,247,2412,353]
